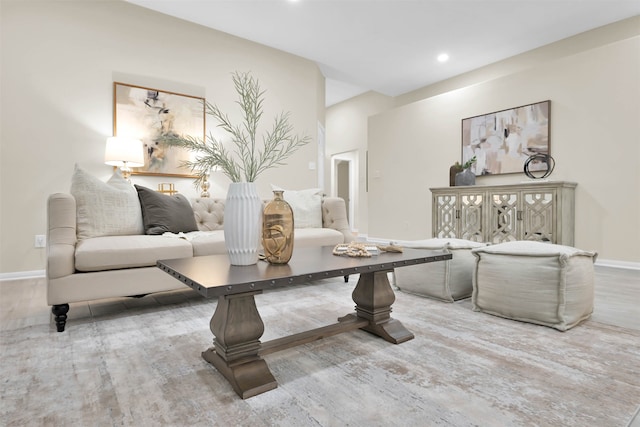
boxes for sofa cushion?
[187,230,227,256]
[70,166,144,239]
[293,228,345,248]
[135,185,199,235]
[75,235,193,272]
[272,185,323,229]
[188,228,345,257]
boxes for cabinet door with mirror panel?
[431,182,575,246]
[488,189,556,243]
[433,191,484,243]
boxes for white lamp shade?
[104,137,145,167]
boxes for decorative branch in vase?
[162,71,311,265]
[162,71,311,187]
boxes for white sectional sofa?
[46,168,353,332]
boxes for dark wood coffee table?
[157,246,451,399]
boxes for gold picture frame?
[113,82,205,178]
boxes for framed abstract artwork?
[461,100,550,176]
[113,82,205,177]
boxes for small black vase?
[449,165,463,186]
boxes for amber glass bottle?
[262,190,294,264]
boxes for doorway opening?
[331,151,358,232]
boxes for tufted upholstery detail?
[192,198,225,231]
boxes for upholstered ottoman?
[471,241,597,331]
[393,238,488,302]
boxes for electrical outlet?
[35,235,46,248]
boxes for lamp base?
[201,178,210,198]
[120,162,132,183]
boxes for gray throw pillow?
[135,185,198,235]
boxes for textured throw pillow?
[135,185,198,235]
[271,185,323,228]
[70,166,144,239]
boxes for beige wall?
[325,91,394,234]
[367,20,639,264]
[0,1,324,274]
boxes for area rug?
[1,277,639,426]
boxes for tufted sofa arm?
[321,197,355,243]
[47,193,78,280]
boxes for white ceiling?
[126,0,639,106]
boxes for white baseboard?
[594,259,640,270]
[0,270,45,281]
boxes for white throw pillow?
[70,166,144,239]
[271,185,323,229]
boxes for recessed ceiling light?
[437,53,449,63]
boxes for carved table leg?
[340,270,414,344]
[201,291,277,399]
[52,304,69,332]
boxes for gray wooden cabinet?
[430,181,577,246]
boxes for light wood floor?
[0,266,638,332]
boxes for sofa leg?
[344,275,349,283]
[52,304,69,332]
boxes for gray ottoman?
[393,238,488,302]
[471,241,597,331]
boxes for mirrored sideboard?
[430,181,577,246]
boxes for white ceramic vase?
[223,182,263,266]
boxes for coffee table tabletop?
[157,245,451,298]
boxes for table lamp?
[104,136,145,182]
